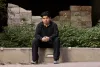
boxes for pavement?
[0,62,100,67]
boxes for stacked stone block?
[81,6,92,28]
[7,3,92,28]
[59,11,71,26]
[59,11,71,21]
[70,6,92,28]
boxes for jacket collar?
[41,21,52,27]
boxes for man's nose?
[45,19,47,21]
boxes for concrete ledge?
[0,47,100,63]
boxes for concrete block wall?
[7,4,92,28]
[54,6,92,28]
[0,48,30,63]
[0,48,100,64]
[70,6,92,28]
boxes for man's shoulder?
[51,21,57,25]
[37,22,42,26]
[51,21,58,27]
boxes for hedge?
[1,23,100,48]
[0,24,35,47]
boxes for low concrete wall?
[0,47,100,63]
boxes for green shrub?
[1,22,100,48]
[59,23,100,48]
[0,24,35,47]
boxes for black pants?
[32,37,60,61]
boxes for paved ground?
[0,62,100,67]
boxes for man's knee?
[53,37,60,46]
[53,37,60,48]
[54,37,60,42]
[32,38,39,45]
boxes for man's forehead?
[42,16,49,18]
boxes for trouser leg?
[53,37,60,61]
[32,38,39,61]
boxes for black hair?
[41,11,51,18]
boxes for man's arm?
[50,23,59,40]
[35,24,42,40]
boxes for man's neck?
[44,23,50,27]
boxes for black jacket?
[35,21,59,40]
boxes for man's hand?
[42,37,47,42]
[41,36,50,42]
[45,36,50,41]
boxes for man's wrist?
[49,36,52,40]
[40,37,42,41]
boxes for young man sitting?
[32,11,60,64]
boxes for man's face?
[42,16,51,24]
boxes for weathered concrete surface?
[32,16,41,25]
[1,48,100,64]
[70,6,92,28]
[0,62,100,67]
[0,48,30,63]
[53,6,92,28]
[8,3,32,25]
[70,6,81,11]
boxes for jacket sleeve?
[35,24,42,40]
[50,24,59,40]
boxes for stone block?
[56,21,71,27]
[0,48,30,64]
[71,11,81,16]
[59,11,71,16]
[42,48,62,63]
[8,8,15,18]
[20,12,32,20]
[71,21,92,28]
[81,11,91,21]
[71,12,81,22]
[8,14,21,25]
[10,7,20,14]
[80,21,92,28]
[13,14,20,18]
[81,6,92,11]
[70,6,81,11]
[59,11,71,21]
[81,16,91,21]
[20,12,32,24]
[81,11,91,16]
[59,16,70,21]
[71,21,82,28]
[11,18,21,25]
[29,48,62,63]
[8,3,19,8]
[7,3,33,26]
[64,48,100,62]
[32,16,42,25]
[7,18,12,25]
[8,8,20,18]
[20,8,31,13]
[53,16,60,21]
